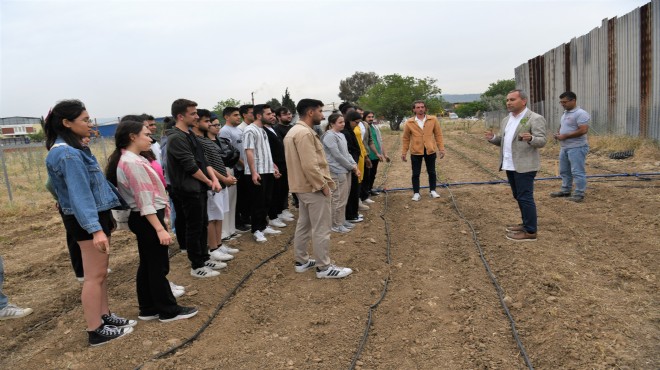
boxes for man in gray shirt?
[220,107,251,232]
[551,91,590,203]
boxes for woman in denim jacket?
[45,100,135,347]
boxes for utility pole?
[251,92,255,105]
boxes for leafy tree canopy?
[455,101,487,118]
[281,88,296,116]
[266,98,282,110]
[338,71,381,103]
[358,74,443,130]
[482,79,516,98]
[212,98,243,123]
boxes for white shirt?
[501,108,528,171]
[358,122,368,141]
[414,115,426,130]
[150,141,162,165]
[237,121,248,131]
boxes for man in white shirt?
[143,114,161,164]
[486,90,547,242]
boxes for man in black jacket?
[166,99,224,278]
[273,107,297,211]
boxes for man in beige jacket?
[284,99,353,279]
[486,89,547,242]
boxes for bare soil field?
[1,124,658,369]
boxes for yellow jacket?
[353,125,367,182]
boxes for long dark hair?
[44,100,87,150]
[105,120,145,186]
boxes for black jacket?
[264,126,286,168]
[165,127,210,193]
[274,123,293,141]
[341,127,361,163]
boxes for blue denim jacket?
[46,138,120,233]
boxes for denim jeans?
[411,151,437,193]
[559,145,588,196]
[0,256,7,309]
[506,171,538,233]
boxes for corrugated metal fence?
[488,0,659,140]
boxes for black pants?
[411,151,437,193]
[235,168,251,226]
[170,189,209,269]
[245,173,274,232]
[128,209,179,317]
[272,165,290,215]
[58,207,83,278]
[345,172,360,220]
[360,158,379,200]
[506,171,538,233]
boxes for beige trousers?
[293,191,332,268]
[330,172,350,228]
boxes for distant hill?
[442,94,481,103]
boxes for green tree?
[358,74,444,130]
[338,71,381,103]
[266,98,282,110]
[455,101,487,118]
[482,79,516,97]
[281,88,296,116]
[28,130,45,142]
[212,98,243,123]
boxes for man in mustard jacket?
[401,100,446,201]
[486,89,547,242]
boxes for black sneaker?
[568,195,584,203]
[236,224,251,233]
[159,306,199,323]
[137,312,159,321]
[550,191,571,197]
[102,313,137,328]
[221,236,231,242]
[88,324,133,347]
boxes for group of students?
[33,97,389,347]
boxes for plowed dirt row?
[0,129,658,369]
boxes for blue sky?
[0,0,648,118]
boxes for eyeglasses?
[559,99,574,104]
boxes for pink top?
[117,150,169,216]
[149,159,167,188]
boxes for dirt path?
[0,128,658,369]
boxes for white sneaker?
[342,221,355,229]
[263,226,282,235]
[204,260,227,270]
[294,259,316,273]
[169,281,185,291]
[412,193,421,201]
[269,218,287,228]
[316,265,353,279]
[253,230,267,243]
[364,198,375,204]
[277,213,295,222]
[331,226,351,233]
[0,304,33,320]
[210,248,234,261]
[281,209,294,218]
[430,190,440,198]
[358,202,370,210]
[171,287,185,298]
[190,266,220,278]
[219,244,239,254]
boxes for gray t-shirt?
[219,124,245,171]
[559,107,590,148]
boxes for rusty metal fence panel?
[497,0,658,141]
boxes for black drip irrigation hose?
[441,183,534,370]
[348,136,397,369]
[135,236,293,370]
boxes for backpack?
[216,137,240,168]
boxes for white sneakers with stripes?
[315,264,353,279]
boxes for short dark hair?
[296,98,324,116]
[412,100,425,109]
[197,109,212,120]
[120,114,144,123]
[559,91,577,100]
[141,114,155,121]
[239,104,254,119]
[253,104,271,118]
[223,106,239,117]
[353,105,363,112]
[338,102,353,115]
[171,99,197,118]
[275,106,290,117]
[345,110,362,123]
[362,111,374,121]
[163,117,175,130]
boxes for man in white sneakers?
[284,99,352,279]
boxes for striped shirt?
[196,135,227,177]
[242,123,274,175]
[117,150,169,215]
